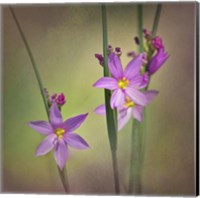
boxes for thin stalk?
[137,4,144,52]
[9,7,69,193]
[111,150,120,194]
[140,81,150,166]
[128,4,163,194]
[128,4,144,194]
[101,5,120,194]
[139,3,163,180]
[128,120,142,194]
[9,7,49,118]
[58,166,69,192]
[152,4,162,37]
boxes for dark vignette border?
[196,1,199,196]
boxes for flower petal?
[64,133,89,149]
[144,90,159,104]
[148,49,169,75]
[63,113,88,132]
[28,121,53,135]
[118,107,132,131]
[125,87,148,106]
[35,134,56,156]
[54,139,67,170]
[94,104,106,115]
[50,102,63,128]
[108,52,123,79]
[129,72,149,89]
[110,89,125,109]
[132,105,144,122]
[93,77,118,90]
[124,53,144,80]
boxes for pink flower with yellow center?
[28,103,89,170]
[93,52,149,109]
[94,90,158,131]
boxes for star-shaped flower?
[93,52,149,109]
[28,103,89,169]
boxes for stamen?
[124,97,135,108]
[55,128,65,139]
[118,77,129,89]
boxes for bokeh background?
[1,3,196,195]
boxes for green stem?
[9,7,49,118]
[140,4,162,166]
[140,81,150,166]
[128,120,142,194]
[152,4,162,37]
[137,4,144,52]
[57,166,69,192]
[9,7,69,193]
[101,4,120,194]
[128,3,162,194]
[111,150,120,194]
[128,4,144,194]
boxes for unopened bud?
[56,93,66,106]
[95,54,104,66]
[142,52,148,64]
[134,37,140,45]
[115,47,122,56]
[44,88,49,98]
[127,51,137,58]
[143,28,152,38]
[151,36,164,50]
[107,45,113,55]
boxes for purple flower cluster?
[143,28,169,75]
[44,89,66,107]
[93,51,158,131]
[93,30,169,131]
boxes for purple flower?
[95,54,104,66]
[56,93,66,106]
[93,52,149,109]
[28,103,89,170]
[94,90,158,131]
[152,36,164,50]
[148,48,169,75]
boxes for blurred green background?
[2,3,195,195]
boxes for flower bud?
[107,45,113,55]
[50,93,57,103]
[142,52,148,64]
[134,37,140,45]
[95,54,104,66]
[127,51,137,58]
[56,93,66,106]
[143,28,152,38]
[151,36,164,50]
[44,88,49,98]
[115,47,122,57]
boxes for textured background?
[2,3,196,195]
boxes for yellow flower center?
[124,97,135,108]
[118,77,129,89]
[55,128,65,139]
